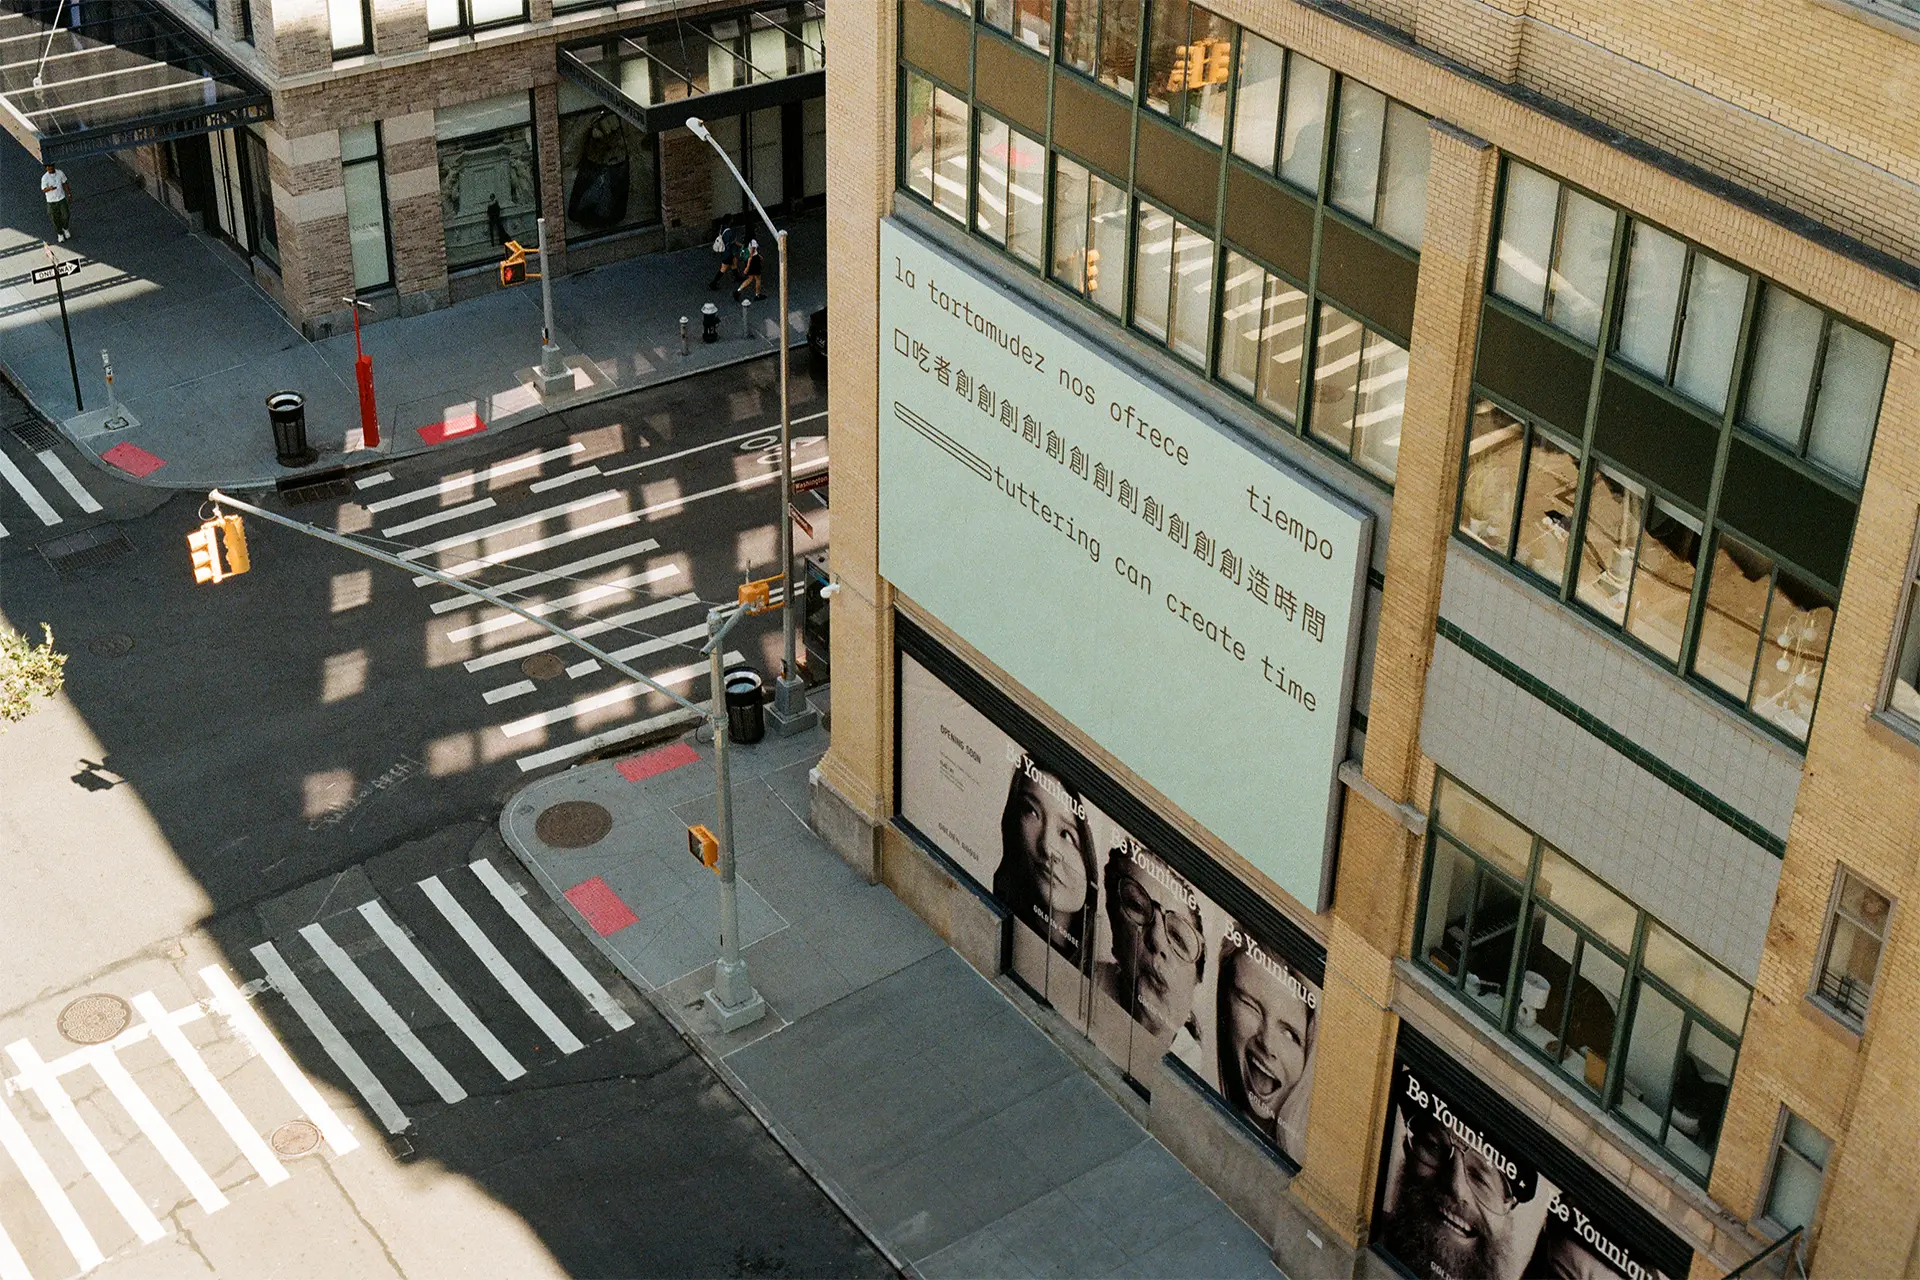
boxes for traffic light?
[187,513,252,584]
[1204,38,1231,86]
[1167,44,1189,93]
[1083,247,1101,298]
[499,239,536,287]
[687,823,719,871]
[219,514,250,576]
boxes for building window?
[329,0,371,56]
[980,0,1052,53]
[1309,303,1405,482]
[1417,774,1750,1183]
[975,111,1045,268]
[1492,163,1617,347]
[1762,1112,1832,1235]
[1229,32,1330,196]
[1328,83,1429,250]
[1141,0,1231,143]
[435,95,538,272]
[1813,868,1890,1025]
[1059,0,1140,97]
[558,83,658,244]
[340,124,392,292]
[1614,220,1750,414]
[238,127,279,269]
[1050,153,1127,317]
[903,70,970,223]
[1888,519,1920,729]
[1740,284,1891,486]
[1456,399,1581,586]
[1129,198,1212,365]
[1692,537,1835,741]
[1218,250,1308,424]
[427,0,525,37]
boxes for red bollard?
[347,300,379,449]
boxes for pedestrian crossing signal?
[188,514,251,584]
[499,240,538,287]
[687,824,719,871]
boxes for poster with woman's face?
[899,656,1321,1164]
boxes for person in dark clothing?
[708,217,740,291]
[733,238,765,301]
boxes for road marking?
[85,1043,230,1214]
[462,592,701,673]
[355,470,394,489]
[357,901,526,1082]
[398,490,621,562]
[5,1000,202,1087]
[5,1039,166,1243]
[34,450,102,513]
[469,861,635,1029]
[367,443,583,513]
[206,962,365,1151]
[0,1088,104,1271]
[502,652,731,738]
[484,680,536,704]
[528,465,601,493]
[381,497,496,537]
[445,564,681,642]
[298,923,467,1106]
[427,539,660,610]
[130,991,289,1187]
[563,620,708,679]
[0,520,8,539]
[419,876,585,1055]
[0,1219,29,1280]
[600,411,828,477]
[0,451,59,526]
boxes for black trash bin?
[701,302,720,344]
[267,391,314,467]
[724,666,765,744]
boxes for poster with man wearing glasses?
[1373,1061,1671,1280]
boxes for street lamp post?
[533,216,570,397]
[684,116,818,736]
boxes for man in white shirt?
[41,163,70,242]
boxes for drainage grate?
[39,525,134,580]
[270,1119,321,1158]
[58,994,131,1044]
[8,417,61,452]
[534,800,614,849]
[280,477,353,506]
[522,653,567,681]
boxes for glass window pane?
[1517,911,1577,1058]
[1328,80,1385,222]
[1433,775,1532,881]
[1168,222,1214,365]
[1643,923,1750,1035]
[1547,189,1614,345]
[1616,221,1686,379]
[1492,162,1557,314]
[1785,1113,1832,1166]
[340,122,378,163]
[748,25,787,81]
[904,75,935,201]
[1458,400,1524,557]
[1308,304,1362,455]
[1673,255,1748,412]
[1895,570,1920,726]
[426,0,459,31]
[343,159,389,290]
[1750,569,1834,744]
[1666,1025,1734,1174]
[468,0,521,24]
[1741,285,1823,448]
[1131,201,1176,340]
[1619,982,1683,1140]
[1014,0,1053,52]
[1574,465,1646,628]
[1536,847,1636,954]
[1060,0,1096,72]
[981,0,1013,34]
[1354,330,1407,482]
[1766,1150,1825,1231]
[1515,429,1579,588]
[1006,130,1046,267]
[1051,155,1090,289]
[1256,281,1309,423]
[1218,252,1265,394]
[1278,55,1331,193]
[1625,499,1701,665]
[931,87,970,221]
[974,115,1010,245]
[329,0,365,52]
[1098,0,1140,96]
[1819,915,1882,1019]
[1694,535,1772,702]
[1231,31,1284,169]
[1808,322,1890,484]
[1087,175,1129,317]
[1181,11,1233,144]
[1420,837,1478,982]
[1571,942,1626,1093]
[1141,0,1187,117]
[1375,102,1429,250]
[1464,873,1523,1017]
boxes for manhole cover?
[88,633,134,658]
[270,1120,321,1158]
[57,993,130,1044]
[534,800,613,849]
[522,653,567,681]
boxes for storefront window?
[239,126,278,269]
[559,83,658,244]
[437,95,538,272]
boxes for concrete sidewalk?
[0,144,822,491]
[498,710,1285,1280]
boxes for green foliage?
[0,623,66,728]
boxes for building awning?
[557,0,823,135]
[0,0,271,163]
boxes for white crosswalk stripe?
[382,497,495,537]
[0,451,59,526]
[463,592,701,674]
[358,901,526,1082]
[5,1040,166,1243]
[419,876,585,1054]
[470,861,636,1030]
[366,443,583,514]
[502,653,736,738]
[130,991,291,1187]
[33,451,101,513]
[445,563,681,642]
[0,1083,103,1272]
[427,538,659,613]
[299,922,467,1106]
[202,964,362,1154]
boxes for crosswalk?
[0,431,105,540]
[0,859,638,1278]
[342,411,827,773]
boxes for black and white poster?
[899,653,1320,1163]
[1373,1058,1678,1280]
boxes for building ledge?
[1808,0,1920,42]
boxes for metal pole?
[703,606,766,1031]
[49,247,79,412]
[534,217,569,396]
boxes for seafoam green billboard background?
[877,220,1371,910]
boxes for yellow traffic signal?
[1204,38,1231,85]
[499,239,538,287]
[188,513,252,584]
[219,514,250,576]
[188,522,223,584]
[1084,246,1101,297]
[687,823,719,871]
[1167,45,1189,93]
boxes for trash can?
[724,666,765,744]
[267,391,313,467]
[701,302,720,344]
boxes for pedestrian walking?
[41,163,71,243]
[733,238,765,301]
[708,217,739,291]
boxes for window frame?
[1758,1108,1833,1243]
[1056,0,1145,101]
[1876,510,1920,742]
[340,122,394,294]
[1735,282,1893,487]
[1809,865,1893,1028]
[329,0,374,57]
[428,0,529,39]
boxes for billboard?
[901,653,1321,1163]
[878,218,1371,911]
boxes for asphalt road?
[0,356,886,1279]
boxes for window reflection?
[1694,535,1771,702]
[1624,500,1701,664]
[1516,430,1578,587]
[1750,569,1832,743]
[1575,466,1646,626]
[1458,401,1523,556]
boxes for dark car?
[807,307,827,370]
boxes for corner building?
[814,0,1920,1276]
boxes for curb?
[496,760,914,1280]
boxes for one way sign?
[31,259,79,284]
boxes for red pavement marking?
[616,742,701,783]
[417,413,485,446]
[100,442,166,477]
[564,877,638,937]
